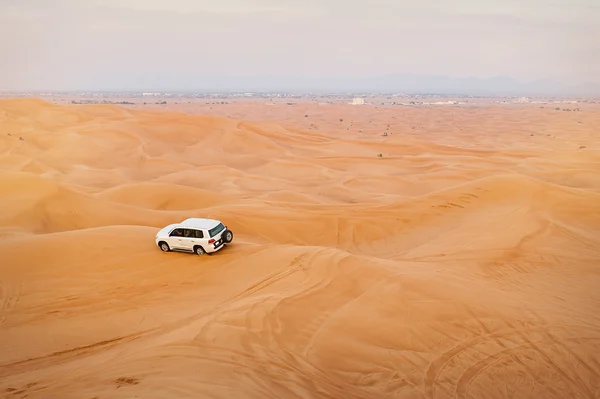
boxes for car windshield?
[209,223,225,237]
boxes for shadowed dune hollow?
[1,98,600,399]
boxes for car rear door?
[178,228,199,251]
[195,229,209,249]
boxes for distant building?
[351,97,365,105]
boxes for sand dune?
[96,181,236,210]
[1,98,600,399]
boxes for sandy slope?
[1,98,600,399]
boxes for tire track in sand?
[455,336,600,399]
[424,318,600,399]
[228,252,308,302]
[0,248,314,381]
[180,247,367,399]
[0,331,147,379]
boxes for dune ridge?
[1,98,599,399]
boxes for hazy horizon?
[1,0,599,94]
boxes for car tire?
[223,229,233,243]
[159,241,170,252]
[194,245,205,256]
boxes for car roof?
[177,218,221,230]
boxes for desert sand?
[1,98,600,399]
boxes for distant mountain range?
[178,74,600,97]
[8,74,598,97]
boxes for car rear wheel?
[223,229,233,243]
[159,242,170,252]
[194,246,205,256]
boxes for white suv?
[155,218,233,255]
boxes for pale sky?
[0,0,598,92]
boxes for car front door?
[168,228,185,250]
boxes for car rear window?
[209,223,225,237]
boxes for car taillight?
[208,238,215,244]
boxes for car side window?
[183,229,194,238]
[169,228,183,237]
[194,229,204,239]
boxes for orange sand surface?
[1,98,600,399]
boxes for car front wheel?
[159,242,170,252]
